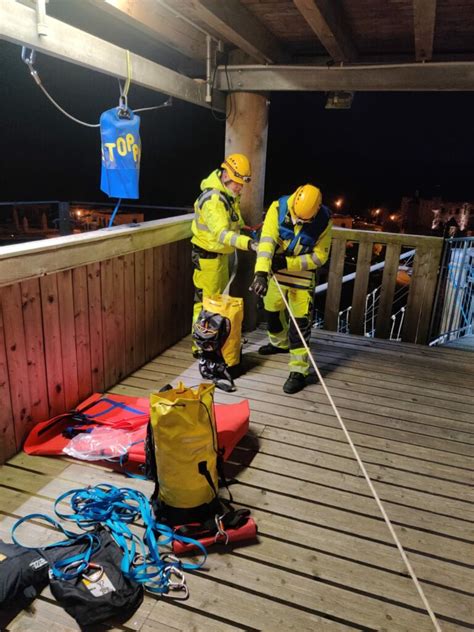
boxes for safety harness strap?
[12,484,207,596]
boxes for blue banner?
[100,108,141,199]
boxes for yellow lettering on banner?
[104,143,116,161]
[116,137,127,156]
[132,144,140,163]
[126,133,135,152]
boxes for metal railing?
[429,237,474,346]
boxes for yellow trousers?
[263,277,313,375]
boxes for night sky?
[1,39,473,214]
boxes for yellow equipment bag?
[203,294,243,368]
[149,382,220,519]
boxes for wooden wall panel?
[123,253,136,377]
[349,241,373,336]
[1,235,194,463]
[375,243,402,339]
[57,270,79,410]
[101,258,117,390]
[153,245,165,355]
[20,279,49,423]
[402,242,443,344]
[113,256,126,382]
[87,262,105,393]
[134,250,146,368]
[2,285,32,451]
[0,304,15,464]
[144,248,155,362]
[40,275,65,416]
[324,238,346,331]
[73,267,92,402]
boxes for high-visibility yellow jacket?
[191,170,251,254]
[255,193,332,288]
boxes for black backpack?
[0,540,49,609]
[192,310,236,392]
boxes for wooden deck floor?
[1,330,473,631]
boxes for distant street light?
[335,198,343,209]
[390,214,396,221]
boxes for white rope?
[271,273,443,632]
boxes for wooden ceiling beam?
[85,0,207,61]
[188,0,289,64]
[0,0,225,111]
[413,0,437,61]
[216,62,474,91]
[293,0,357,62]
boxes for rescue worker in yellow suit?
[191,154,258,354]
[250,184,332,394]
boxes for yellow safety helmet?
[292,184,322,221]
[221,153,252,184]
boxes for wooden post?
[225,91,269,330]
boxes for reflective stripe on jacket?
[191,170,251,254]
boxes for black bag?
[42,529,143,627]
[192,310,236,392]
[0,540,49,608]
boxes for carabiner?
[21,47,36,66]
[82,563,104,583]
[214,514,229,545]
[118,94,130,119]
[164,564,186,588]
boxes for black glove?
[271,253,287,272]
[249,272,268,297]
[248,239,259,252]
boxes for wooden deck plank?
[1,329,472,632]
[153,348,474,427]
[124,366,474,454]
[1,497,466,632]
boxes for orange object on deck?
[23,392,249,464]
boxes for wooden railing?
[324,228,443,344]
[0,216,193,463]
[0,220,444,463]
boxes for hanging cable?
[270,272,443,632]
[22,48,172,127]
[21,47,100,128]
[134,97,173,113]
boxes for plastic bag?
[63,426,134,461]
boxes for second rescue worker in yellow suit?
[250,184,332,394]
[191,154,258,350]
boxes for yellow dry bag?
[149,382,220,520]
[203,294,243,368]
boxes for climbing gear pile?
[10,483,207,625]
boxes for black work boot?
[258,343,289,355]
[283,372,306,394]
